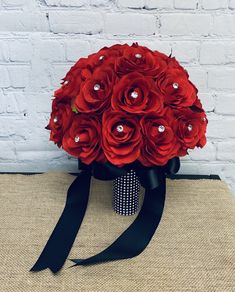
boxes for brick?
[37,40,65,61]
[90,39,126,52]
[16,150,65,161]
[222,164,235,181]
[0,141,16,162]
[49,11,103,34]
[186,68,208,90]
[229,0,235,9]
[8,40,33,62]
[208,69,235,90]
[117,0,144,8]
[217,142,235,161]
[0,91,4,113]
[29,63,51,89]
[90,0,111,5]
[2,0,25,6]
[187,162,224,176]
[44,0,58,4]
[213,15,235,36]
[105,13,155,35]
[65,40,91,61]
[8,66,30,88]
[198,93,215,112]
[215,94,235,115]
[0,12,49,32]
[0,41,9,61]
[177,161,200,175]
[202,0,227,9]
[27,92,52,113]
[45,0,86,6]
[207,117,235,139]
[160,14,212,36]
[0,158,79,173]
[51,64,72,87]
[2,93,19,113]
[172,41,198,63]
[174,0,197,9]
[200,42,235,64]
[0,66,10,87]
[200,42,225,64]
[92,40,171,56]
[147,41,172,55]
[145,0,173,9]
[15,140,59,152]
[0,118,28,139]
[188,142,216,161]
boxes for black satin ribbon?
[30,170,92,273]
[30,157,180,273]
[70,176,166,266]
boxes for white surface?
[0,0,234,195]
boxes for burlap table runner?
[0,172,234,292]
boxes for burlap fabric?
[0,172,234,292]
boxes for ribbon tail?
[30,170,91,273]
[70,176,166,267]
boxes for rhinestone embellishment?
[131,91,138,99]
[173,82,179,89]
[93,83,101,91]
[116,125,124,132]
[113,169,140,216]
[135,53,142,59]
[158,125,165,133]
[74,136,80,143]
[99,55,104,61]
[53,116,58,123]
[188,124,193,131]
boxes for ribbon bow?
[30,157,180,273]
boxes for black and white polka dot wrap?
[112,169,140,216]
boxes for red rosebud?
[62,114,106,165]
[102,110,142,166]
[47,100,74,147]
[112,72,164,114]
[139,112,179,166]
[157,68,197,108]
[115,43,167,78]
[74,66,117,114]
[172,106,207,152]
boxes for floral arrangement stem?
[112,169,140,216]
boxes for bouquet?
[31,43,208,274]
[47,42,207,167]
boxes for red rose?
[172,107,207,154]
[153,50,169,60]
[115,43,167,78]
[102,110,142,166]
[139,112,178,167]
[54,58,91,99]
[167,57,189,76]
[157,68,197,108]
[190,97,204,112]
[46,100,74,147]
[62,114,105,164]
[111,72,164,114]
[74,66,117,114]
[87,44,128,69]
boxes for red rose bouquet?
[31,43,208,274]
[46,42,207,167]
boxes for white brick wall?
[0,0,235,195]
